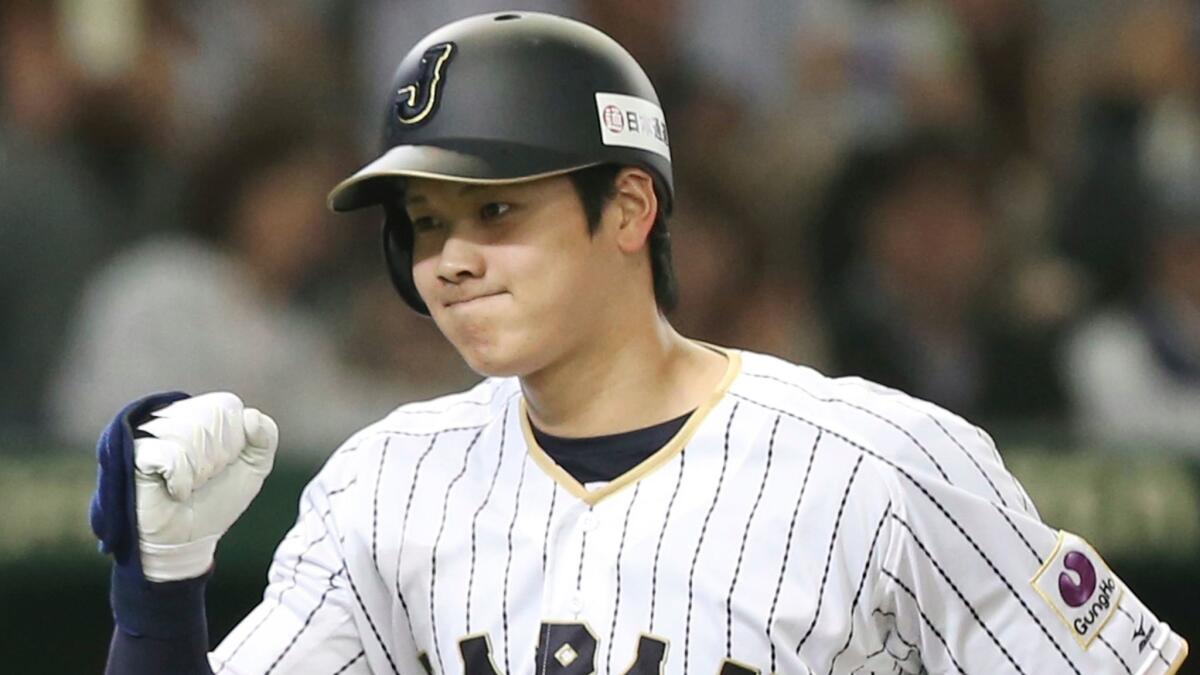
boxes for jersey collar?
[520,343,742,505]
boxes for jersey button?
[581,513,597,532]
[570,594,584,613]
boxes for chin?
[434,310,551,379]
[458,331,561,379]
[463,359,520,378]
[457,349,528,378]
[449,332,526,378]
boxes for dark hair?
[567,164,678,311]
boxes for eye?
[410,216,442,234]
[479,202,511,221]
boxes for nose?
[436,231,485,283]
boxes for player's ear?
[610,167,657,254]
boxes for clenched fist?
[132,393,278,581]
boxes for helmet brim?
[326,143,599,212]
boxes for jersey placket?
[539,493,625,672]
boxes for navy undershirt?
[530,410,694,483]
[105,411,694,674]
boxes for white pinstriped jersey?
[209,348,1188,674]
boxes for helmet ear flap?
[382,209,431,315]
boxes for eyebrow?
[403,183,488,207]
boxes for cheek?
[508,241,599,316]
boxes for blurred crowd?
[3,0,1199,457]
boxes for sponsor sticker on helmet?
[1030,531,1124,649]
[595,93,671,161]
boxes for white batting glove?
[133,392,279,582]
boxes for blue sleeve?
[106,570,214,675]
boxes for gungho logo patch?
[1031,531,1123,648]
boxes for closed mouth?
[444,291,505,308]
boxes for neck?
[520,312,728,438]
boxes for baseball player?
[92,11,1188,675]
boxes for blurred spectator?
[57,0,196,246]
[712,0,986,250]
[48,105,420,454]
[170,0,350,153]
[1065,191,1200,453]
[1056,0,1199,304]
[676,0,801,112]
[668,189,830,369]
[946,0,1041,160]
[0,1,109,433]
[821,133,1068,425]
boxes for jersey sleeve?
[873,445,1188,675]
[208,474,369,674]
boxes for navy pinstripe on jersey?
[209,348,1188,674]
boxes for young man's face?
[404,174,621,377]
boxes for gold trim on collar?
[521,345,742,505]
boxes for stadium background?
[1,0,1198,672]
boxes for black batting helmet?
[326,11,674,314]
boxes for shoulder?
[730,349,1027,511]
[732,349,984,450]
